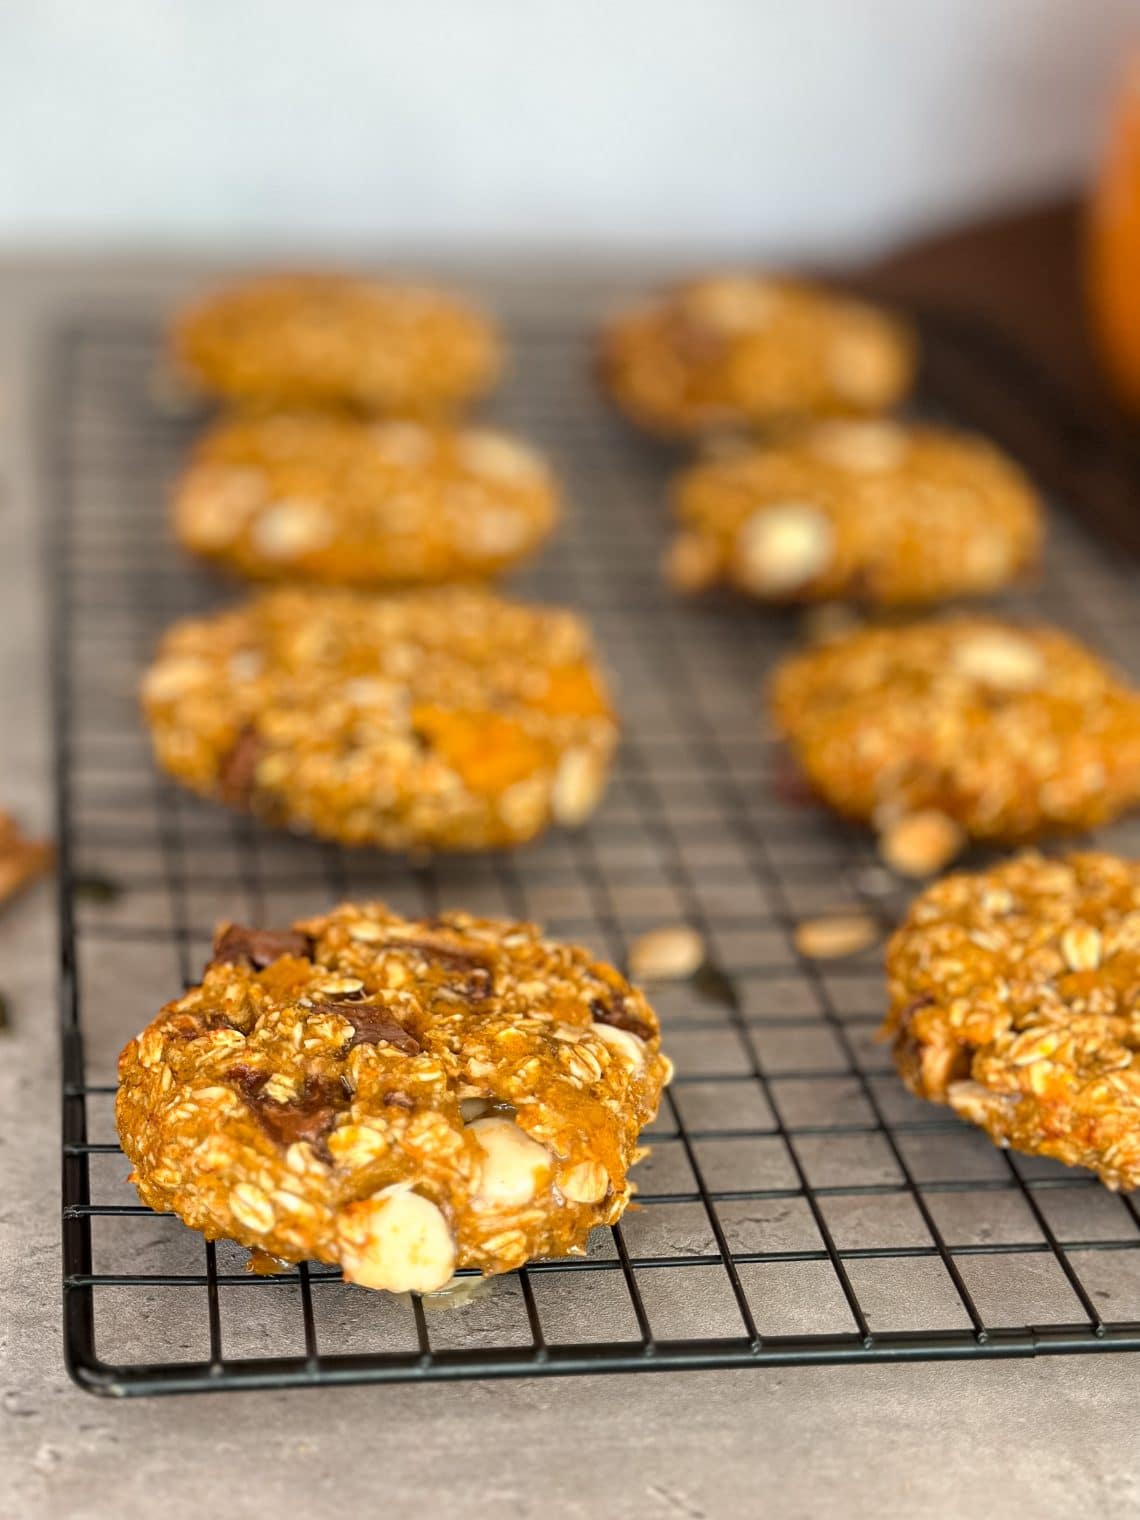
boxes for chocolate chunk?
[383,1089,416,1111]
[394,936,490,973]
[589,993,654,1043]
[311,1000,421,1056]
[219,725,263,807]
[228,1063,266,1096]
[167,1009,246,1040]
[211,922,313,971]
[229,1064,350,1157]
[389,936,493,999]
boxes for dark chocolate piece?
[218,725,263,806]
[310,1000,421,1056]
[229,1064,350,1156]
[589,993,654,1043]
[211,923,313,971]
[386,936,493,999]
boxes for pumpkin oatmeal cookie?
[117,909,672,1290]
[666,421,1042,603]
[142,585,617,850]
[770,617,1140,854]
[0,810,52,908]
[173,414,559,585]
[884,852,1140,1190]
[170,272,501,415]
[598,274,914,437]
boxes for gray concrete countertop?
[2,261,1139,1520]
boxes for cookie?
[0,810,52,908]
[598,274,914,437]
[142,585,617,851]
[770,617,1140,846]
[666,421,1042,604]
[173,414,559,585]
[884,851,1140,1190]
[170,272,501,415]
[117,908,672,1289]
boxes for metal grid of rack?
[50,287,1140,1397]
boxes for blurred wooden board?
[856,198,1140,561]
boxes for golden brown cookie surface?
[770,617,1140,843]
[142,585,617,850]
[598,275,914,436]
[884,852,1140,1190]
[667,422,1042,604]
[117,909,672,1289]
[171,272,501,415]
[174,414,559,585]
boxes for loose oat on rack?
[116,906,672,1290]
[174,414,559,586]
[884,852,1140,1190]
[142,584,618,851]
[770,616,1140,854]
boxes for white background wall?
[0,0,1135,258]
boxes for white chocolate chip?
[459,1097,491,1123]
[794,915,880,960]
[469,1116,552,1208]
[592,1022,646,1070]
[733,504,834,597]
[1061,922,1102,973]
[879,811,965,879]
[459,430,546,484]
[249,498,332,561]
[560,1159,610,1205]
[952,630,1045,691]
[551,748,606,827]
[810,420,907,473]
[337,1188,456,1294]
[628,924,706,983]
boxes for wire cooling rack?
[48,282,1140,1397]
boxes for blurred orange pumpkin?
[1088,56,1140,412]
